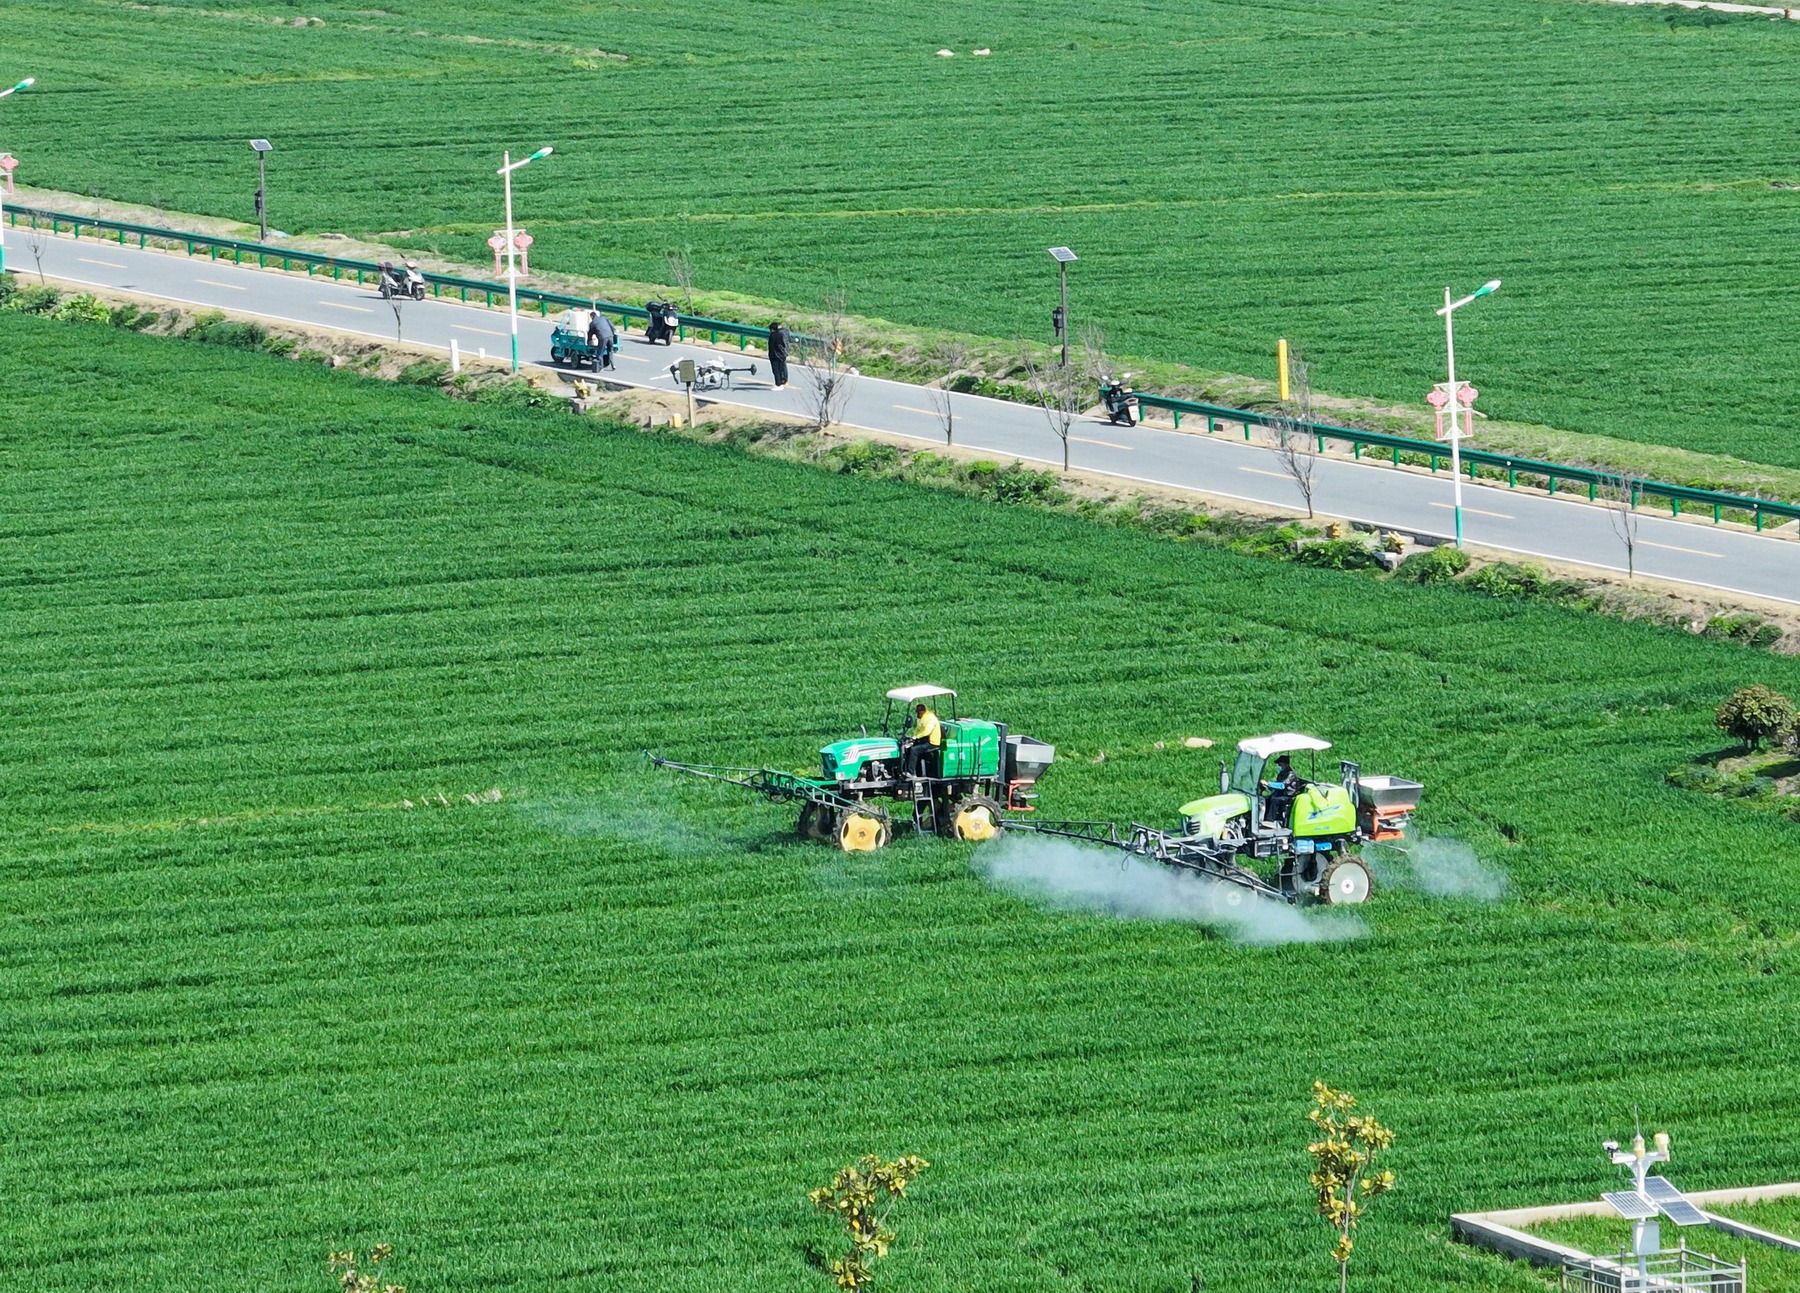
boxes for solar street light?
[249,138,272,241]
[499,145,554,373]
[1048,246,1076,367]
[1433,277,1501,548]
[0,77,35,278]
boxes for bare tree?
[926,339,969,446]
[1079,321,1110,384]
[667,246,695,315]
[926,381,956,446]
[797,291,856,431]
[1020,344,1084,473]
[1596,469,1641,579]
[23,215,46,284]
[1270,349,1319,518]
[388,293,406,342]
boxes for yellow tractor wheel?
[951,794,1003,842]
[837,811,891,853]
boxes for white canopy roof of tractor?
[886,684,956,703]
[1237,733,1332,759]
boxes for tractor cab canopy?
[883,684,957,734]
[1231,733,1332,795]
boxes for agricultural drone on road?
[671,357,758,391]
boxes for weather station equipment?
[1559,1128,1745,1293]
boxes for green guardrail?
[10,205,1798,533]
[3,204,780,351]
[1136,393,1800,533]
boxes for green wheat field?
[6,0,1800,465]
[3,308,1799,1290]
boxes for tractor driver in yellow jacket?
[903,702,942,778]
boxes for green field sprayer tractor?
[649,685,1056,852]
[1024,733,1421,906]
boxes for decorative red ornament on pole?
[1426,384,1448,441]
[1427,381,1478,442]
[490,229,533,277]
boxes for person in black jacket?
[767,320,790,389]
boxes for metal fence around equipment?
[1559,1244,1744,1293]
[1135,393,1800,533]
[12,204,1800,533]
[3,203,782,351]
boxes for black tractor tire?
[797,801,838,844]
[948,793,1004,842]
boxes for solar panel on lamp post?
[0,77,36,279]
[1434,278,1500,548]
[1049,246,1076,367]
[249,139,272,241]
[499,145,553,373]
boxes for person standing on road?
[594,311,617,369]
[767,320,790,389]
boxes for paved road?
[26,232,1798,606]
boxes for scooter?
[378,260,426,302]
[1098,373,1139,426]
[644,299,680,345]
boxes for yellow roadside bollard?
[1278,337,1290,402]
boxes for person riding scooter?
[1098,373,1139,426]
[644,299,679,345]
[377,260,426,302]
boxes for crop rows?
[7,1,1800,468]
[2,311,1800,1289]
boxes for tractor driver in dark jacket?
[903,702,943,778]
[1263,754,1304,827]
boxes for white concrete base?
[1452,1181,1800,1269]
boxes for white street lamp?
[0,77,36,280]
[1435,278,1500,547]
[498,145,552,373]
[1048,246,1076,368]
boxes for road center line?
[1429,501,1513,520]
[451,322,506,337]
[79,257,127,269]
[195,278,246,291]
[893,404,939,416]
[320,300,373,313]
[1639,538,1722,559]
[1240,467,1292,481]
[1072,435,1132,451]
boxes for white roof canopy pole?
[885,684,957,703]
[1237,733,1333,759]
